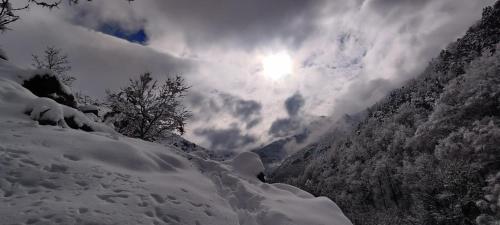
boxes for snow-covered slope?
[0,58,352,225]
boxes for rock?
[23,74,77,108]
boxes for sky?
[0,0,494,152]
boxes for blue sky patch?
[99,23,148,45]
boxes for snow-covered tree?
[106,73,190,141]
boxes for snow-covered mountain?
[0,59,352,225]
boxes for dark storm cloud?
[219,93,262,122]
[187,92,262,151]
[365,0,432,15]
[285,92,305,117]
[61,0,330,49]
[246,118,262,130]
[187,91,262,128]
[194,126,257,151]
[268,92,306,138]
[186,92,221,116]
[135,0,326,50]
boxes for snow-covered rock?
[231,151,265,179]
[0,59,353,225]
[23,96,115,133]
[25,97,65,126]
[0,59,76,107]
[23,73,77,108]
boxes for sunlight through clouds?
[262,52,293,80]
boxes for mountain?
[159,132,236,161]
[271,2,500,225]
[0,56,353,225]
[252,137,291,174]
[254,113,365,175]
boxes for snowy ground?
[0,59,352,225]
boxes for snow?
[195,155,350,225]
[23,96,115,133]
[0,59,73,96]
[25,97,65,125]
[0,60,353,225]
[0,48,7,60]
[231,151,265,178]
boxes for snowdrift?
[0,58,352,225]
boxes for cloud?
[308,0,496,120]
[187,91,262,127]
[184,91,263,151]
[364,0,432,16]
[268,118,301,138]
[268,92,306,138]
[0,7,195,98]
[219,93,262,122]
[60,0,325,51]
[285,92,305,117]
[141,0,324,50]
[194,126,257,152]
[65,1,146,33]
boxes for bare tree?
[107,73,190,141]
[0,0,63,31]
[0,0,26,31]
[32,46,75,86]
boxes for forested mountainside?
[271,2,500,225]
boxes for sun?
[262,52,293,80]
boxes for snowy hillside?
[0,59,352,225]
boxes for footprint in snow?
[20,158,39,167]
[204,209,213,216]
[78,207,89,214]
[189,201,203,207]
[44,163,68,173]
[96,193,129,203]
[150,193,165,204]
[62,154,81,161]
